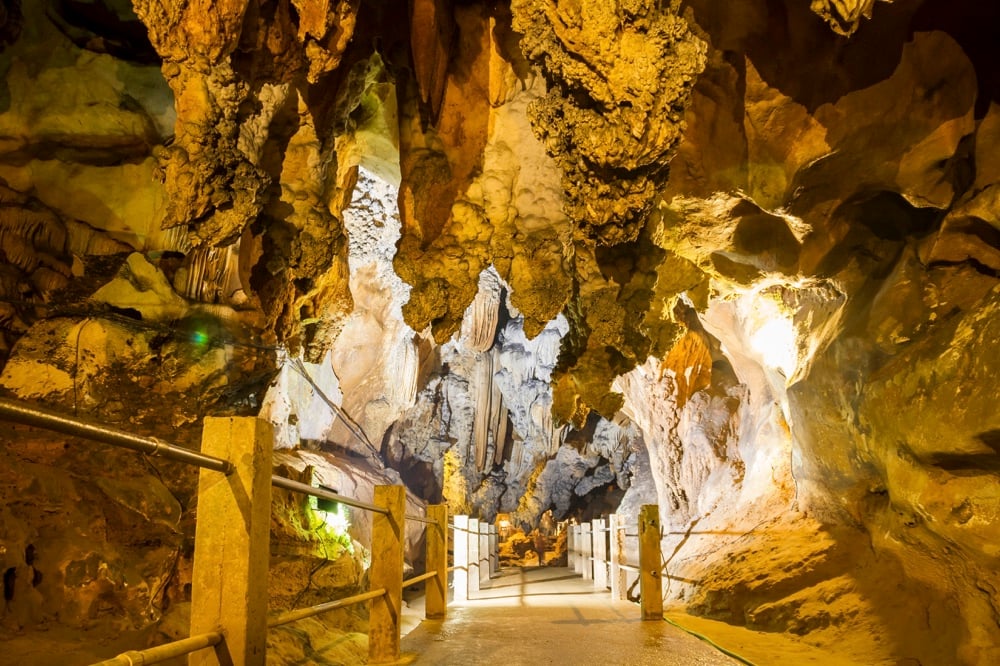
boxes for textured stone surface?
[808,0,889,36]
[1,1,1000,664]
[511,0,706,244]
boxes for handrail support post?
[453,515,469,603]
[593,517,608,590]
[639,504,664,620]
[468,518,481,595]
[426,504,448,619]
[609,514,623,601]
[368,485,405,664]
[190,417,273,665]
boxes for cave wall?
[0,0,998,664]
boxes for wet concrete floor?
[399,566,739,665]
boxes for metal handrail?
[91,631,222,665]
[0,398,431,519]
[0,398,233,474]
[447,522,479,534]
[402,570,438,587]
[267,588,387,628]
[270,474,388,515]
[3,397,449,661]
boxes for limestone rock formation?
[809,0,888,36]
[0,1,999,664]
[511,0,707,244]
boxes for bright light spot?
[319,502,351,535]
[191,330,209,346]
[746,296,798,379]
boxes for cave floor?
[398,566,738,665]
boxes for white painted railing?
[566,506,664,620]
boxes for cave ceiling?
[1,0,1000,660]
[0,0,996,429]
[0,0,994,432]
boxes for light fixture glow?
[320,502,351,533]
[315,485,352,541]
[749,315,798,379]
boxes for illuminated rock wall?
[0,0,998,664]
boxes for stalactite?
[471,349,494,472]
[64,221,134,256]
[388,339,420,409]
[471,345,514,474]
[485,348,505,469]
[494,405,510,466]
[460,268,502,353]
[0,208,68,274]
[176,243,245,305]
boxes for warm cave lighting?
[746,291,798,379]
[749,315,797,378]
[316,485,351,534]
[498,517,511,540]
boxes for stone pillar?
[368,485,405,663]
[453,515,469,602]
[593,518,608,590]
[190,417,272,666]
[639,504,663,621]
[609,514,623,601]
[581,523,592,581]
[426,504,448,619]
[468,518,481,595]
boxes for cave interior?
[0,0,999,664]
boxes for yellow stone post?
[189,417,273,666]
[426,504,448,619]
[639,504,663,621]
[369,485,405,664]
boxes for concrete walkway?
[399,567,739,665]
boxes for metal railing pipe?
[405,513,436,524]
[0,399,233,474]
[270,475,388,515]
[447,522,476,534]
[402,570,437,588]
[90,632,222,665]
[267,588,387,629]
